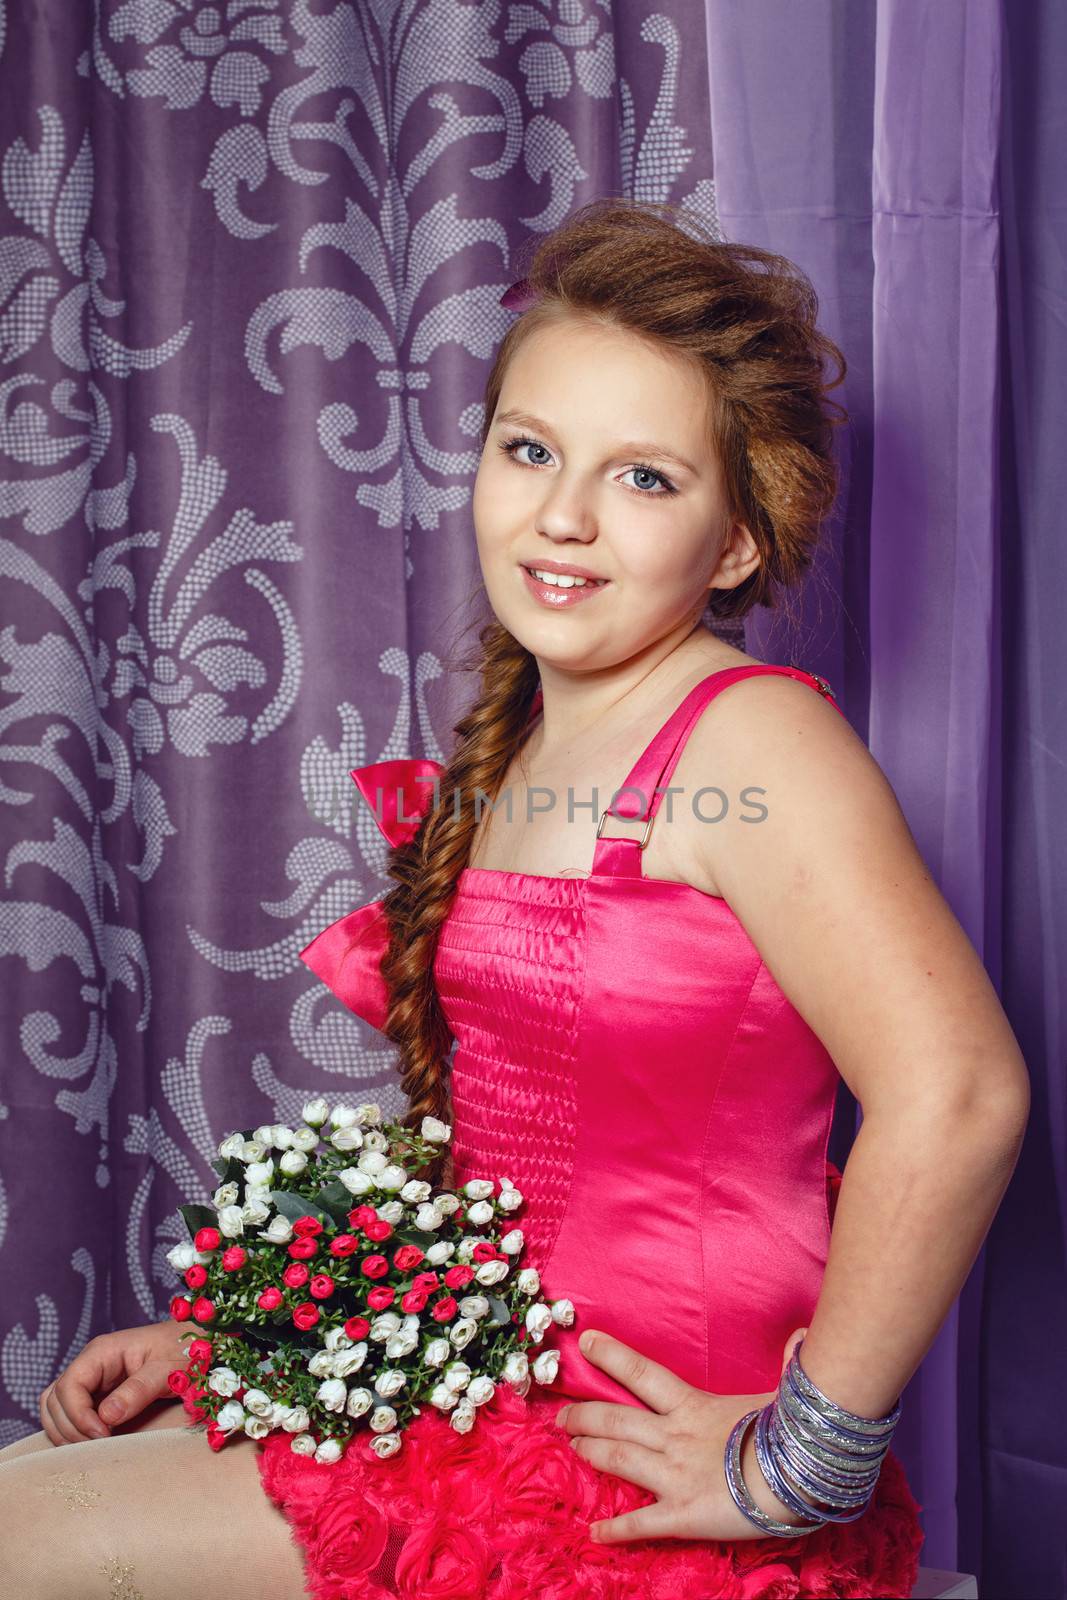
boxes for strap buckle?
[596,807,655,849]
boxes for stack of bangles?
[723,1338,902,1537]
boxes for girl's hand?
[38,1320,191,1446]
[558,1325,820,1543]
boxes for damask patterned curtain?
[1,4,1062,1597]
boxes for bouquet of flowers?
[165,1098,575,1464]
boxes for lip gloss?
[519,566,612,609]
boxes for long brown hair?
[378,197,848,1183]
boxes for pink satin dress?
[212,664,924,1598]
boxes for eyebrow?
[492,408,699,477]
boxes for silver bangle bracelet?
[723,1408,824,1538]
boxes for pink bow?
[297,757,446,1030]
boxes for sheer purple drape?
[706,0,1065,1593]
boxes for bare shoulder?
[677,672,1029,1115]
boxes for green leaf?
[179,1203,218,1239]
[267,1190,334,1225]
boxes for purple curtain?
[2,2,1062,1595]
[706,0,1065,1594]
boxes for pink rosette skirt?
[181,1380,923,1599]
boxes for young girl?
[0,200,1028,1600]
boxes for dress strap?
[590,664,845,879]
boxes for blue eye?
[496,434,679,498]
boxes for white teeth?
[529,569,600,588]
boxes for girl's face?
[473,313,757,672]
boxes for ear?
[707,517,761,594]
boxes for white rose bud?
[450,1399,476,1434]
[499,1228,524,1256]
[375,1368,406,1398]
[458,1294,490,1320]
[455,1239,476,1263]
[385,1329,419,1360]
[314,1438,344,1464]
[271,1125,295,1150]
[166,1243,198,1272]
[252,1125,276,1148]
[466,1200,495,1226]
[241,1388,273,1418]
[433,1193,461,1216]
[532,1348,561,1385]
[463,1179,495,1201]
[356,1150,389,1175]
[467,1375,496,1406]
[323,1327,354,1352]
[442,1361,472,1393]
[280,1405,310,1433]
[497,1188,523,1212]
[279,1150,308,1178]
[414,1204,444,1231]
[207,1366,241,1397]
[430,1383,458,1411]
[243,1415,270,1440]
[356,1103,383,1126]
[370,1433,402,1458]
[423,1337,451,1367]
[290,1433,317,1456]
[307,1351,335,1378]
[217,1205,245,1239]
[525,1303,553,1339]
[425,1241,454,1265]
[290,1126,320,1153]
[501,1351,529,1386]
[330,1104,361,1129]
[346,1387,373,1418]
[421,1116,451,1143]
[400,1179,432,1204]
[241,1197,270,1226]
[264,1214,294,1243]
[331,1126,365,1152]
[217,1133,246,1160]
[244,1160,274,1188]
[370,1312,402,1341]
[376,1164,409,1191]
[302,1098,329,1127]
[551,1298,575,1326]
[317,1379,348,1414]
[211,1183,239,1210]
[377,1200,404,1224]
[333,1343,368,1378]
[215,1400,246,1434]
[361,1129,389,1152]
[240,1139,268,1162]
[474,1258,509,1287]
[516,1267,540,1296]
[338,1167,375,1196]
[369,1405,398,1433]
[448,1317,479,1349]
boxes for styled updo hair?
[378,197,848,1180]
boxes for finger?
[570,1435,669,1497]
[577,1330,691,1414]
[781,1326,808,1377]
[558,1400,665,1452]
[97,1361,170,1427]
[589,1497,680,1544]
[45,1382,102,1445]
[53,1352,116,1442]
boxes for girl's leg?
[0,1397,190,1464]
[0,1423,310,1599]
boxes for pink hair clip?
[499,277,538,312]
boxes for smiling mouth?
[521,565,610,589]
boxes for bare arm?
[695,678,1030,1418]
